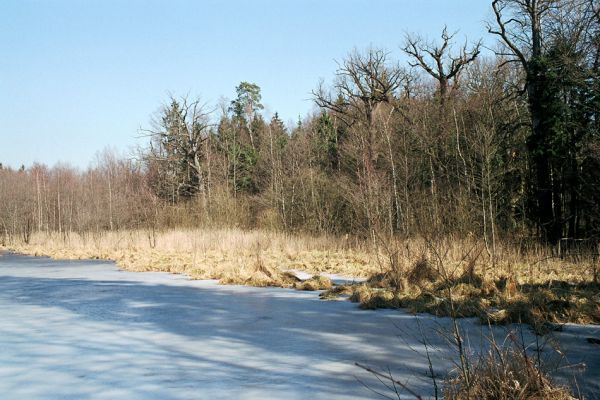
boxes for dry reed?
[5,229,598,326]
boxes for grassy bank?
[3,229,372,288]
[4,229,599,330]
[321,237,600,332]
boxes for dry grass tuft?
[360,290,403,310]
[407,255,438,286]
[444,333,577,400]
[319,285,355,299]
[349,285,373,304]
[294,275,333,291]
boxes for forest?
[2,0,599,249]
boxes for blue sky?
[0,0,493,168]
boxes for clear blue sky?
[0,0,493,169]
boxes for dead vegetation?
[4,229,363,291]
[336,277,599,335]
[4,230,599,330]
[321,237,599,333]
[355,241,587,399]
[358,328,578,400]
[336,275,599,334]
[442,332,577,400]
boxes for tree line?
[1,0,599,249]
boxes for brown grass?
[321,239,599,330]
[444,332,577,400]
[4,230,599,329]
[3,229,375,287]
[327,279,599,333]
[294,275,333,291]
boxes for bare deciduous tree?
[142,96,214,205]
[403,27,481,101]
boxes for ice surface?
[0,252,598,399]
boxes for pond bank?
[0,253,598,399]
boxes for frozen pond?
[0,252,598,399]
